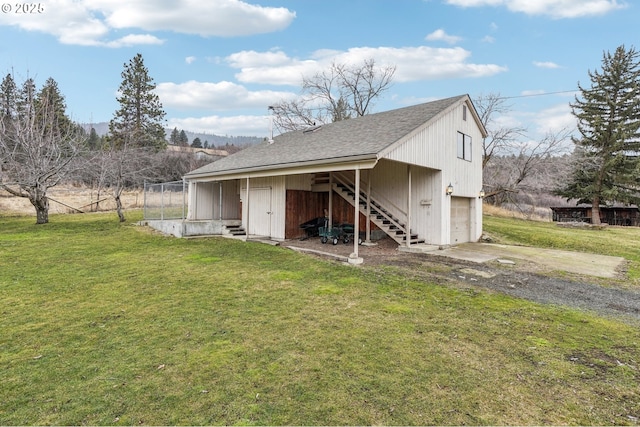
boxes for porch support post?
[328,172,333,228]
[349,168,363,264]
[365,170,371,243]
[193,181,198,220]
[219,182,223,220]
[245,177,250,236]
[406,165,412,248]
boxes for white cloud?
[167,115,271,137]
[425,29,462,44]
[533,103,577,140]
[96,0,295,36]
[156,80,296,110]
[0,0,295,46]
[445,0,627,18]
[185,56,197,65]
[105,34,165,48]
[228,46,507,86]
[533,61,562,69]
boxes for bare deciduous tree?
[0,76,85,224]
[94,140,156,222]
[474,92,526,169]
[270,59,396,133]
[474,92,573,208]
[483,128,573,206]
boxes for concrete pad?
[397,244,441,254]
[447,243,625,279]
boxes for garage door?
[450,197,470,244]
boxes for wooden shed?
[551,206,640,226]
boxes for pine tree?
[555,45,640,224]
[0,73,17,121]
[178,129,188,146]
[108,53,166,151]
[87,127,101,149]
[36,77,74,139]
[191,137,202,148]
[169,127,180,145]
[17,78,36,120]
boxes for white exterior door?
[450,196,470,244]
[248,187,272,236]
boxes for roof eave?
[185,153,379,181]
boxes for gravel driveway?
[283,237,640,325]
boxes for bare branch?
[270,58,395,133]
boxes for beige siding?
[187,180,239,220]
[367,160,445,245]
[189,181,215,220]
[241,176,286,240]
[286,174,313,191]
[383,100,483,199]
[369,160,410,221]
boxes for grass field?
[1,211,639,425]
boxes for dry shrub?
[483,202,552,222]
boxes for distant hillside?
[81,122,263,148]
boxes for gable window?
[457,132,472,161]
[462,105,467,121]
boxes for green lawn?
[1,211,639,425]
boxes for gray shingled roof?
[185,94,467,178]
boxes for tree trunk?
[115,195,126,222]
[31,193,49,225]
[591,195,602,225]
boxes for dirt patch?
[281,236,640,324]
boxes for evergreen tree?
[555,45,640,224]
[36,77,74,138]
[108,53,166,151]
[17,78,36,120]
[0,73,17,121]
[191,137,202,148]
[178,129,188,146]
[169,127,180,145]
[87,127,101,149]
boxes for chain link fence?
[143,180,187,220]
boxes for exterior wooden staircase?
[331,173,425,245]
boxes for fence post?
[160,182,165,221]
[182,178,187,220]
[143,181,147,220]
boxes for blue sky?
[0,0,636,141]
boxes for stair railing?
[332,171,408,238]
